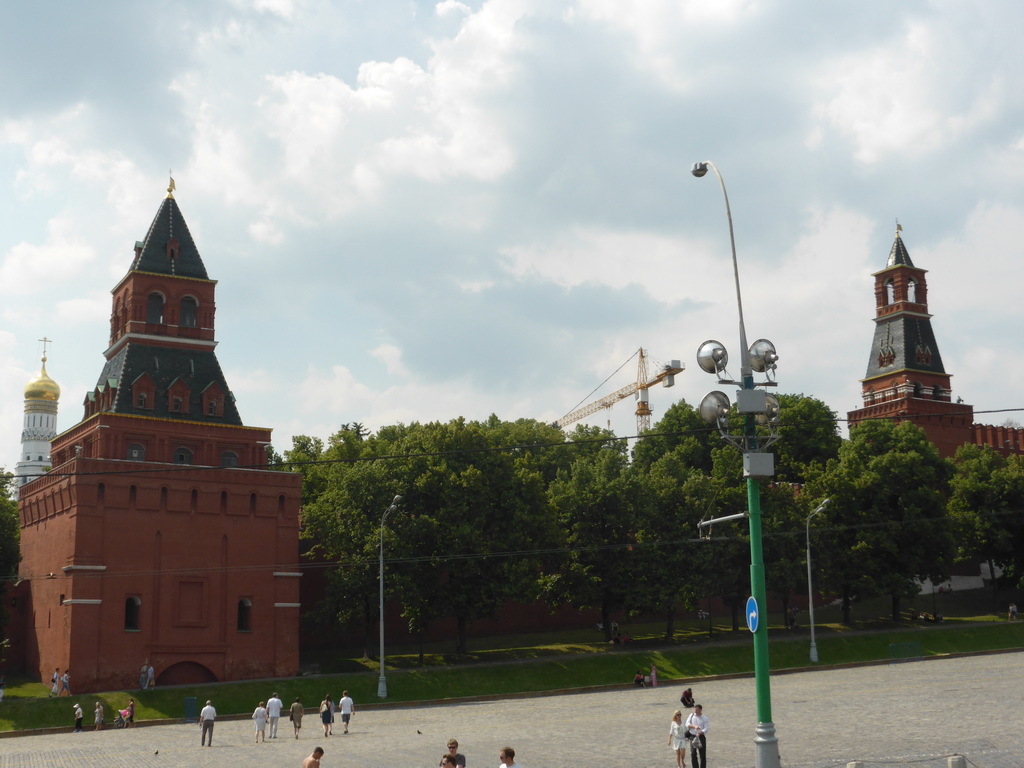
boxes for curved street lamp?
[692,160,781,768]
[806,498,831,663]
[377,494,402,699]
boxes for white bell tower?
[16,338,61,498]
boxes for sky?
[3,0,1024,474]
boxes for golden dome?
[24,357,61,402]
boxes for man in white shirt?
[498,745,520,768]
[199,700,217,747]
[338,690,355,734]
[267,692,283,739]
[685,704,710,768]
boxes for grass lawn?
[0,587,1020,733]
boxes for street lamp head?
[392,495,403,505]
[691,162,710,178]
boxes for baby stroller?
[113,709,128,728]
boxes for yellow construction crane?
[554,348,684,433]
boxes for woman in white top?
[252,701,269,743]
[668,709,687,768]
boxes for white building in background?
[15,348,60,498]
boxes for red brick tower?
[17,183,302,692]
[847,227,974,457]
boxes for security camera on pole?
[691,160,782,768]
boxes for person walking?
[146,664,155,689]
[267,692,283,739]
[685,704,710,768]
[338,690,354,734]
[139,661,148,690]
[60,670,71,696]
[289,697,304,739]
[319,694,332,737]
[303,747,324,767]
[668,710,687,768]
[125,698,136,727]
[252,700,268,743]
[94,701,104,731]
[50,668,60,697]
[72,703,83,732]
[199,700,216,747]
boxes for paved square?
[0,651,1019,767]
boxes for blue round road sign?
[746,596,759,633]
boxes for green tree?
[0,471,22,643]
[948,445,1024,597]
[771,394,841,482]
[632,399,717,473]
[545,446,645,641]
[805,420,952,624]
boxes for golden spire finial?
[895,218,902,237]
[167,170,176,199]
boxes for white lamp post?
[805,498,831,663]
[377,494,402,699]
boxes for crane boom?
[554,349,684,431]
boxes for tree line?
[283,395,1024,657]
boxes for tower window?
[127,443,145,461]
[237,598,252,632]
[220,451,239,468]
[137,393,147,408]
[125,596,141,631]
[147,292,165,324]
[172,396,183,413]
[884,279,895,305]
[180,297,198,327]
[174,447,193,464]
[907,277,918,303]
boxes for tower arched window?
[147,292,165,324]
[180,296,198,328]
[237,598,252,632]
[127,443,145,461]
[884,279,895,305]
[174,447,193,465]
[907,277,918,303]
[220,451,239,468]
[124,596,141,631]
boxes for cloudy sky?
[3,0,1023,474]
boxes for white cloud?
[0,218,96,295]
[436,0,471,17]
[810,21,1003,164]
[55,294,110,327]
[370,344,408,377]
[499,226,691,304]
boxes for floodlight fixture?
[697,339,729,376]
[755,394,781,427]
[749,339,778,374]
[699,391,731,426]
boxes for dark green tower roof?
[886,231,914,267]
[130,195,209,279]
